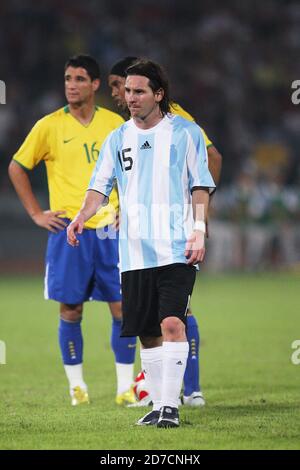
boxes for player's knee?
[161,316,185,338]
[108,301,122,320]
[60,303,83,322]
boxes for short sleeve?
[88,132,116,197]
[13,117,50,170]
[186,124,216,194]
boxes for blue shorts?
[44,224,121,304]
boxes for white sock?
[64,363,87,395]
[140,346,163,411]
[115,362,134,394]
[161,341,189,408]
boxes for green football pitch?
[0,273,299,450]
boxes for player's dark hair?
[110,56,138,77]
[126,59,171,115]
[64,54,101,81]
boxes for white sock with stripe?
[140,346,163,411]
[161,341,189,408]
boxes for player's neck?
[68,101,96,126]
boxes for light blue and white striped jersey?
[89,114,215,273]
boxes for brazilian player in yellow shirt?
[8,55,137,407]
[108,57,222,407]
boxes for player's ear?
[155,88,164,103]
[92,79,100,92]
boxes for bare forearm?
[192,189,209,223]
[207,146,222,186]
[185,189,208,264]
[8,161,42,218]
[67,190,107,247]
[76,190,107,223]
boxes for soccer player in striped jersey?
[108,57,222,407]
[67,59,216,428]
[8,55,137,407]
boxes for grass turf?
[0,273,299,450]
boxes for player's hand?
[184,230,206,265]
[32,210,67,233]
[67,215,85,247]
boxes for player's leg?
[93,228,136,405]
[109,300,136,404]
[59,302,89,405]
[137,336,163,425]
[121,267,163,425]
[44,226,94,405]
[183,307,205,406]
[156,264,196,428]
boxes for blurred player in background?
[108,56,222,407]
[8,55,137,407]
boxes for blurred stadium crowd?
[0,0,299,271]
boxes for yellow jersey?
[13,105,124,229]
[170,102,213,148]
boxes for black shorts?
[121,263,196,337]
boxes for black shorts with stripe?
[121,263,196,337]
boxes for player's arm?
[185,125,215,264]
[67,190,107,247]
[185,188,209,265]
[200,128,222,188]
[207,145,222,187]
[205,145,222,238]
[200,128,222,239]
[8,160,67,232]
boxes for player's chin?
[129,107,140,116]
[66,95,82,105]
